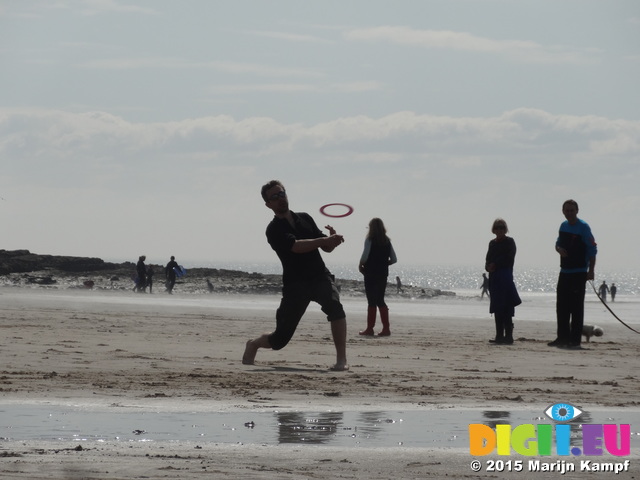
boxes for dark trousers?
[364,274,388,308]
[269,275,345,350]
[556,272,587,345]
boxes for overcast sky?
[1,0,639,274]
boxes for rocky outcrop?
[0,249,124,275]
[0,249,454,298]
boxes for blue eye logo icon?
[544,403,583,423]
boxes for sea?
[186,261,640,298]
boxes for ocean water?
[188,261,640,297]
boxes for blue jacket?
[556,219,597,273]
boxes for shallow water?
[1,406,638,450]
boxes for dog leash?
[589,280,640,334]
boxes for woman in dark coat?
[485,219,521,344]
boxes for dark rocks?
[0,249,454,298]
[0,249,114,275]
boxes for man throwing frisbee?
[242,180,349,371]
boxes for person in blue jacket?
[548,199,597,349]
[485,218,521,344]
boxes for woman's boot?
[489,316,504,344]
[504,319,514,345]
[359,306,376,335]
[378,306,390,336]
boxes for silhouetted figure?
[147,265,155,294]
[611,283,617,302]
[480,273,490,299]
[548,199,597,349]
[242,180,348,371]
[206,278,214,293]
[485,219,521,345]
[395,276,403,294]
[165,256,179,294]
[135,255,147,293]
[358,217,397,337]
[598,281,609,302]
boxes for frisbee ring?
[320,203,354,218]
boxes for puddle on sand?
[1,407,638,449]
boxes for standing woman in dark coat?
[135,255,147,293]
[485,219,521,344]
[358,218,397,336]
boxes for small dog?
[582,325,604,342]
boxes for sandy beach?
[1,286,639,479]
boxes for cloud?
[242,30,333,44]
[79,58,323,78]
[1,0,157,18]
[208,81,382,95]
[58,0,157,16]
[2,108,638,184]
[345,26,599,65]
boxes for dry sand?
[0,287,638,479]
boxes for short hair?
[562,199,579,210]
[491,218,508,234]
[261,180,284,201]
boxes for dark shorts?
[268,274,345,350]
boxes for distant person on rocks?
[147,265,155,294]
[165,256,179,294]
[548,199,597,349]
[598,281,609,302]
[395,276,403,294]
[206,278,214,293]
[480,273,490,299]
[358,217,397,337]
[484,218,521,345]
[610,283,617,302]
[242,180,348,371]
[135,255,147,293]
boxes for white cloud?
[79,58,323,78]
[208,81,382,95]
[61,0,157,16]
[2,108,638,175]
[243,30,333,44]
[345,26,599,65]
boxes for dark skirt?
[489,268,521,317]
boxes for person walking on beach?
[598,281,610,302]
[358,218,397,336]
[484,219,521,345]
[611,283,617,302]
[135,255,147,293]
[242,180,348,371]
[395,276,403,294]
[147,265,155,294]
[165,256,179,294]
[548,199,597,349]
[480,273,490,299]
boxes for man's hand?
[325,225,336,236]
[324,234,344,249]
[556,246,568,257]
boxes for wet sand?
[1,287,638,479]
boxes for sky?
[1,0,639,274]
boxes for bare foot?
[329,363,349,372]
[242,340,257,365]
